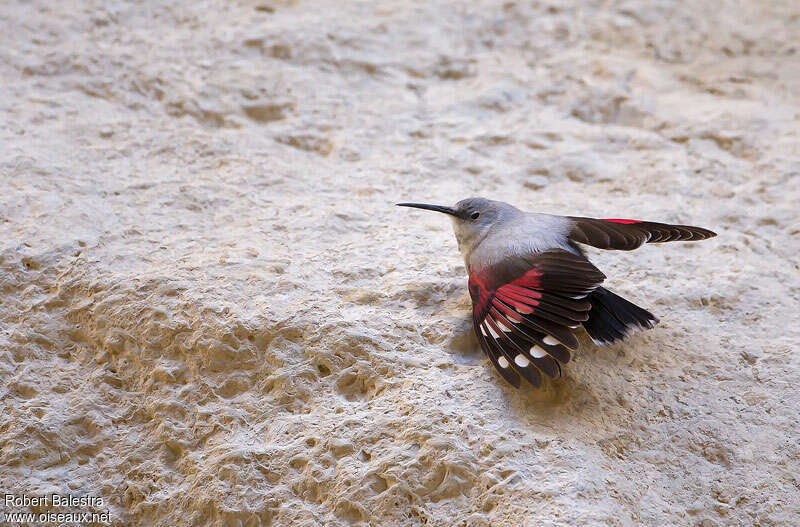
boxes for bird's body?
[398,197,716,388]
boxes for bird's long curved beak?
[396,203,457,216]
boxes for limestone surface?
[1,1,799,526]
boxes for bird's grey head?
[397,197,521,261]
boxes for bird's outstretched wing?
[568,217,716,251]
[469,249,605,388]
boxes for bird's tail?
[582,287,658,345]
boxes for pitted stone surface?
[1,1,799,526]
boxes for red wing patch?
[601,218,642,224]
[469,249,605,388]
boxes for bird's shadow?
[397,277,467,311]
[445,314,485,366]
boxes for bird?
[397,197,716,388]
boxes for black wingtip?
[688,226,717,240]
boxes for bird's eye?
[470,211,480,220]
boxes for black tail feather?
[582,287,658,345]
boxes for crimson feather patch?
[468,249,605,388]
[601,218,642,224]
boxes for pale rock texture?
[1,1,799,526]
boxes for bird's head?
[397,197,520,261]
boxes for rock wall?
[1,1,799,525]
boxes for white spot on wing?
[498,356,510,369]
[480,325,487,336]
[530,345,548,358]
[515,306,533,314]
[543,335,561,346]
[514,354,530,367]
[497,320,512,333]
[487,325,500,339]
[506,312,523,323]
